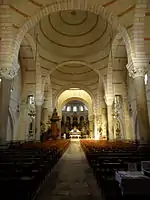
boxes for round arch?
[55,83,94,102]
[57,89,93,118]
[12,0,132,76]
[61,97,89,111]
[50,60,98,74]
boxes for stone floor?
[36,139,102,200]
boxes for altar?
[69,127,81,139]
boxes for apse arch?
[61,97,89,111]
[57,89,93,118]
[55,83,94,102]
[11,0,132,77]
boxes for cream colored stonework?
[0,0,150,143]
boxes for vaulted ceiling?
[12,0,150,96]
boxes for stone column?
[32,116,36,137]
[57,120,61,139]
[101,108,107,138]
[122,96,133,140]
[89,114,94,138]
[0,2,14,79]
[134,75,150,143]
[0,78,12,144]
[41,108,48,127]
[17,98,28,141]
[0,1,14,144]
[105,95,114,140]
[35,99,43,141]
[127,63,150,144]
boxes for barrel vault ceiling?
[11,0,150,96]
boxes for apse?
[61,100,89,139]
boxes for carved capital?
[0,64,19,80]
[127,58,148,79]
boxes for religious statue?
[115,121,121,139]
[52,108,58,118]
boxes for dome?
[37,10,111,58]
[62,100,88,112]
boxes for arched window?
[29,95,34,105]
[73,106,77,112]
[145,74,148,85]
[62,105,66,111]
[66,106,71,112]
[80,106,83,111]
[84,106,88,111]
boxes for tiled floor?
[36,139,102,200]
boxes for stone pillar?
[35,105,42,141]
[35,98,43,141]
[0,78,12,144]
[122,96,133,140]
[57,120,61,139]
[41,108,48,127]
[89,114,94,138]
[101,108,107,138]
[17,98,28,141]
[105,95,114,140]
[127,63,150,144]
[0,1,15,144]
[0,2,14,79]
[134,76,150,143]
[89,121,93,138]
[32,116,36,137]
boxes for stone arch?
[55,83,94,102]
[24,33,37,59]
[57,89,93,117]
[24,34,43,104]
[51,60,104,101]
[61,97,89,111]
[106,33,128,98]
[50,60,98,74]
[12,0,133,76]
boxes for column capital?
[126,58,148,79]
[104,95,114,106]
[0,65,19,80]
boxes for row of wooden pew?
[0,139,70,200]
[80,140,150,200]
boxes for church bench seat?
[0,140,70,200]
[81,139,150,200]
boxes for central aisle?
[36,140,102,200]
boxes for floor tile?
[36,140,102,200]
